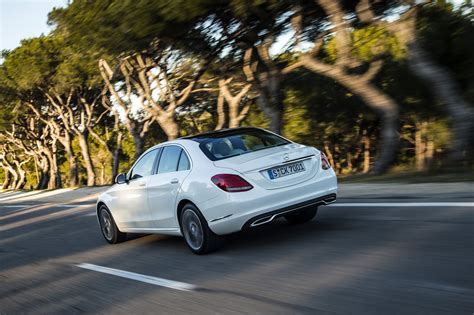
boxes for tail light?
[211,174,253,192]
[321,152,331,170]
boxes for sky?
[0,0,67,52]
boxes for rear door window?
[157,146,182,174]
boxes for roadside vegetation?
[1,0,473,190]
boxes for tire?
[284,207,318,224]
[179,203,223,254]
[98,205,127,244]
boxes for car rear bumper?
[202,169,337,235]
[241,193,336,230]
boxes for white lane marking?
[328,202,474,207]
[1,205,31,208]
[1,204,93,208]
[76,263,197,291]
[82,212,97,217]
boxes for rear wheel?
[180,203,222,254]
[98,205,127,244]
[284,207,318,224]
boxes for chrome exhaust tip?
[250,215,274,227]
[322,196,337,205]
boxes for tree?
[2,36,110,186]
[49,0,292,133]
[284,0,401,174]
[215,77,253,129]
[384,2,474,164]
[99,56,156,159]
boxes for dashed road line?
[76,263,197,291]
[1,204,94,208]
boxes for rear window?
[191,129,290,161]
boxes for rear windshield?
[191,129,290,161]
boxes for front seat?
[212,140,232,158]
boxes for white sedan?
[96,127,337,254]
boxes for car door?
[147,145,192,229]
[114,148,160,230]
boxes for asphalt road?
[1,195,474,314]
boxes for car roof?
[181,127,264,140]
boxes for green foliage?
[49,0,215,56]
[119,134,137,173]
[2,36,63,91]
[418,4,474,103]
[2,35,102,95]
[282,90,312,143]
[324,26,404,64]
[352,26,404,61]
[243,107,269,129]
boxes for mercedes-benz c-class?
[96,127,337,254]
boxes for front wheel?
[284,207,318,224]
[98,205,127,244]
[180,203,222,254]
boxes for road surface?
[1,190,473,314]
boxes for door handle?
[138,181,146,187]
[170,178,179,184]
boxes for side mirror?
[115,173,128,184]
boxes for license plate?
[268,161,306,179]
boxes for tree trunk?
[33,155,40,187]
[2,166,12,189]
[256,79,284,134]
[5,166,18,189]
[215,91,226,130]
[10,171,19,189]
[67,151,79,187]
[415,123,425,171]
[346,152,353,173]
[332,76,399,175]
[228,98,250,128]
[370,107,398,175]
[52,142,62,189]
[111,131,123,183]
[228,97,241,128]
[15,168,27,190]
[131,132,145,161]
[323,142,335,170]
[62,134,79,187]
[100,163,105,185]
[244,46,284,134]
[408,42,473,163]
[426,139,434,169]
[158,114,180,140]
[37,155,50,190]
[77,132,96,187]
[44,149,61,189]
[219,79,252,129]
[362,130,371,173]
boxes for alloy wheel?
[99,208,113,241]
[182,209,204,251]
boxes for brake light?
[211,174,253,192]
[321,152,331,170]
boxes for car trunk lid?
[213,144,320,190]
